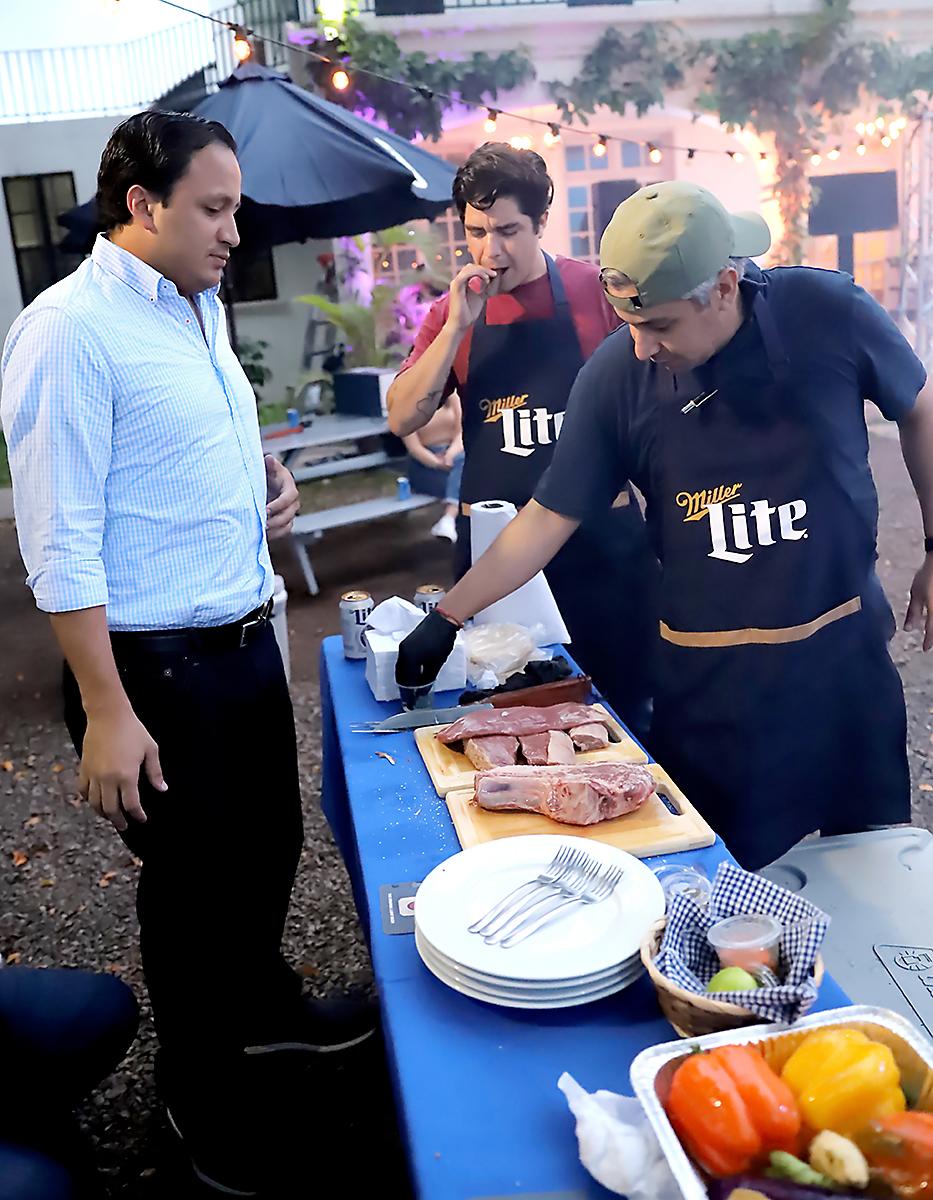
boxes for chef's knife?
[351,703,493,733]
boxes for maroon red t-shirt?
[397,256,620,396]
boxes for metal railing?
[0,0,315,123]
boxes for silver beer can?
[413,584,446,615]
[340,589,374,659]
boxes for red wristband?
[436,605,463,630]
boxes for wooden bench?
[290,493,438,595]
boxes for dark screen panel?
[808,171,898,236]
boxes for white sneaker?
[431,513,457,542]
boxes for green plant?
[548,24,685,124]
[237,338,273,393]
[294,285,407,369]
[300,15,535,141]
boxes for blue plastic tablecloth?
[319,636,851,1199]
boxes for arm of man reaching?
[899,377,933,651]
[396,502,579,686]
[387,264,499,438]
[0,307,165,832]
[396,333,634,690]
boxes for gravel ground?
[1,427,932,1195]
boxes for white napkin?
[558,1073,679,1200]
[366,596,426,636]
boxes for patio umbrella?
[59,62,456,251]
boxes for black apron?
[455,254,658,734]
[649,289,909,869]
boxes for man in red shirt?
[387,143,657,731]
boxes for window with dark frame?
[226,246,278,303]
[3,172,83,307]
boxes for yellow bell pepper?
[780,1028,906,1137]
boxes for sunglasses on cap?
[598,267,643,310]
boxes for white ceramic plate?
[415,834,665,982]
[415,929,644,999]
[416,931,641,1009]
[416,927,641,990]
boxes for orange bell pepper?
[858,1111,933,1197]
[665,1045,802,1178]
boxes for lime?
[706,966,759,992]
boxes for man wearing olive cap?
[396,180,933,869]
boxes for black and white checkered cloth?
[653,861,830,1024]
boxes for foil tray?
[629,1005,933,1200]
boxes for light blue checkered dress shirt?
[1,236,274,631]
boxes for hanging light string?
[150,0,904,163]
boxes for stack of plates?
[414,834,666,1009]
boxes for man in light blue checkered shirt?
[1,111,372,1196]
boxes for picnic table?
[262,415,438,595]
[319,638,852,1200]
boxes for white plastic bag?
[461,622,550,687]
[558,1073,680,1200]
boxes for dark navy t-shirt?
[535,263,927,562]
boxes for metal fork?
[468,845,588,937]
[493,863,625,949]
[472,847,602,941]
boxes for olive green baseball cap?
[599,181,772,312]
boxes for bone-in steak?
[438,703,610,746]
[474,762,655,826]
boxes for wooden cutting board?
[414,703,648,797]
[444,763,716,859]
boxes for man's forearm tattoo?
[416,390,443,421]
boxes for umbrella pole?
[221,271,239,357]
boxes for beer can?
[340,589,374,659]
[414,584,446,615]
[286,407,301,428]
[397,476,411,501]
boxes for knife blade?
[354,703,493,733]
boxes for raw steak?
[570,723,610,752]
[438,703,610,746]
[463,736,518,771]
[474,762,655,826]
[519,730,576,766]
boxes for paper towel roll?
[469,500,570,645]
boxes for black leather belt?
[110,598,274,655]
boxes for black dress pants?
[63,622,304,1069]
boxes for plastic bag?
[558,1073,680,1200]
[462,622,550,688]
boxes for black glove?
[395,609,457,688]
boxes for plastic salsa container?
[706,913,782,972]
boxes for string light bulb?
[856,140,867,156]
[827,145,841,160]
[331,66,351,91]
[593,135,608,158]
[759,151,768,161]
[856,121,866,135]
[687,147,696,160]
[484,109,498,134]
[809,151,822,166]
[232,26,252,63]
[896,116,909,131]
[543,124,561,147]
[727,150,744,163]
[509,134,533,151]
[890,125,900,140]
[648,144,663,164]
[881,134,892,147]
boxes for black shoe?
[243,988,378,1056]
[157,1053,263,1196]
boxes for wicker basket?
[640,917,825,1039]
